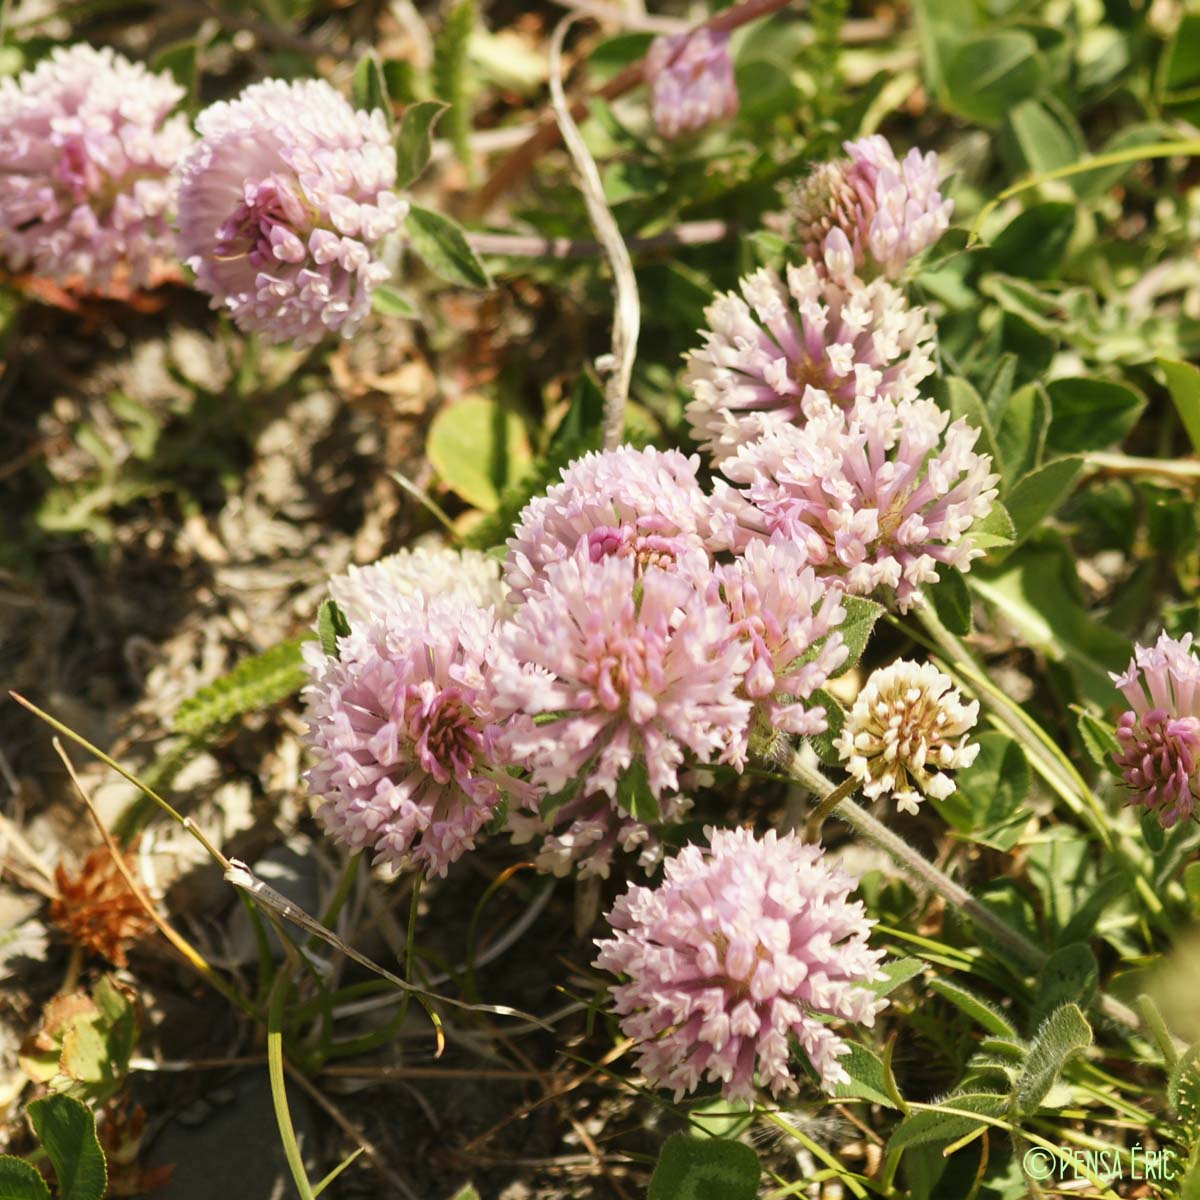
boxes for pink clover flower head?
[495,547,752,801]
[507,788,694,880]
[503,444,730,603]
[176,78,406,345]
[719,394,999,612]
[644,28,738,140]
[833,659,979,813]
[791,135,952,281]
[302,593,533,878]
[711,538,848,751]
[1111,631,1200,828]
[594,826,886,1100]
[684,262,936,466]
[329,543,507,626]
[0,44,193,290]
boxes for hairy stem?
[785,749,1147,1037]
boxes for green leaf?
[372,285,419,319]
[1030,944,1099,1029]
[317,599,351,660]
[807,688,845,768]
[870,957,925,997]
[426,396,532,511]
[26,1095,106,1200]
[448,1187,482,1200]
[433,0,476,172]
[1005,99,1083,177]
[172,639,307,740]
[970,542,1130,710]
[617,761,659,825]
[931,567,972,636]
[941,377,1000,469]
[1013,1003,1092,1116]
[0,1158,50,1200]
[352,51,393,131]
[1185,862,1200,916]
[1168,1044,1200,1122]
[1140,809,1166,854]
[1004,457,1083,546]
[1159,358,1200,455]
[1045,377,1145,454]
[394,100,448,190]
[406,205,491,289]
[1072,708,1120,771]
[986,204,1075,280]
[463,430,605,552]
[1181,1146,1200,1200]
[833,596,883,677]
[970,501,1016,552]
[942,32,1045,126]
[648,1134,759,1200]
[929,976,1019,1038]
[936,732,1030,852]
[994,383,1049,486]
[886,1093,1009,1156]
[151,39,200,111]
[831,1042,901,1109]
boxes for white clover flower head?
[834,659,979,813]
[594,827,887,1101]
[684,262,936,466]
[1111,631,1200,828]
[176,77,406,344]
[0,44,193,290]
[329,543,508,627]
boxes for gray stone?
[144,1071,320,1200]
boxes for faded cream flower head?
[834,660,979,812]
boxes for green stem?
[970,139,1200,243]
[785,750,1144,1036]
[267,962,316,1200]
[804,775,860,843]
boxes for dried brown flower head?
[50,844,153,967]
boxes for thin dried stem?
[548,13,640,449]
[472,0,793,215]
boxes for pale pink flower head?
[684,261,936,466]
[644,28,738,140]
[1111,632,1200,828]
[0,44,193,290]
[790,135,952,281]
[507,788,693,881]
[504,444,731,603]
[594,826,886,1101]
[303,594,534,878]
[176,78,406,345]
[719,394,999,612]
[495,547,751,802]
[711,539,848,756]
[834,660,979,813]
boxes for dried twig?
[472,0,793,215]
[548,13,639,448]
[465,218,735,260]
